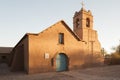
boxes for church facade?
[10,7,103,74]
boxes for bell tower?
[73,8,93,29]
[73,3,103,65]
[73,4,102,57]
[73,7,93,41]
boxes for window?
[86,18,90,27]
[59,33,64,44]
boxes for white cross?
[81,1,85,8]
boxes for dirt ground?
[0,63,120,80]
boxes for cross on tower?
[81,1,85,8]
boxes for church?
[8,7,103,74]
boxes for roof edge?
[60,20,81,41]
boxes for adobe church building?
[9,7,103,74]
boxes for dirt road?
[0,63,120,80]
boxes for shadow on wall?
[81,53,104,68]
[10,45,24,72]
[68,50,104,69]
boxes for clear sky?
[0,0,120,53]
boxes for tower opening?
[86,18,90,27]
[76,18,80,28]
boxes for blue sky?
[0,0,120,53]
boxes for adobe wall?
[10,36,29,73]
[74,27,103,66]
[28,22,83,74]
[28,22,100,74]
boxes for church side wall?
[11,36,29,73]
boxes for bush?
[110,53,120,65]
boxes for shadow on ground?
[0,63,120,80]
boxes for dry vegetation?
[0,63,120,80]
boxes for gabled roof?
[0,47,13,53]
[13,20,81,50]
[38,20,81,41]
[60,20,80,41]
[29,20,81,41]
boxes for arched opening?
[86,18,90,27]
[56,53,68,71]
[76,18,80,28]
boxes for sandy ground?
[0,63,120,80]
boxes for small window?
[59,33,64,44]
[86,18,90,27]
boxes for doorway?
[56,53,68,71]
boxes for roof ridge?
[60,20,81,41]
[38,20,64,35]
[37,20,81,41]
